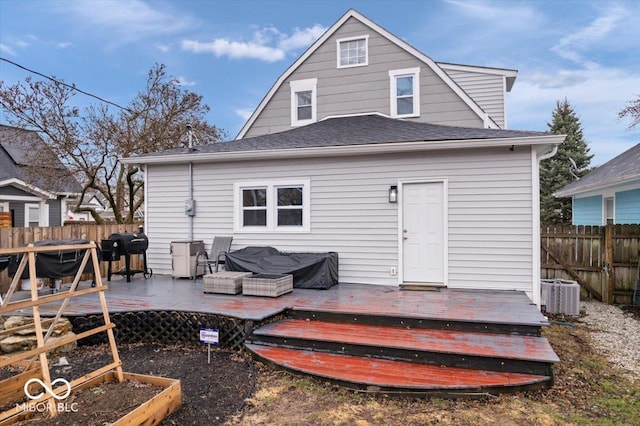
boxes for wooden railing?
[0,224,144,292]
[541,224,640,304]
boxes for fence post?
[604,225,615,304]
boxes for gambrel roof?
[236,9,504,139]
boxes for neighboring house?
[66,192,106,222]
[0,125,81,227]
[555,142,640,225]
[122,9,564,305]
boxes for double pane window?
[389,68,420,118]
[235,180,310,232]
[242,188,267,226]
[277,187,303,226]
[395,76,414,115]
[296,91,312,121]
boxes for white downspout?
[532,144,559,308]
[187,125,194,241]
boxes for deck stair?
[245,310,560,396]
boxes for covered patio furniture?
[193,236,233,280]
[225,246,338,289]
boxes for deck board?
[247,344,550,391]
[14,276,548,328]
[252,319,560,363]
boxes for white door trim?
[397,178,448,286]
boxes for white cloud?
[182,39,284,62]
[63,0,195,46]
[174,76,196,86]
[156,43,171,52]
[278,24,326,51]
[551,7,625,67]
[234,108,253,121]
[56,42,72,49]
[0,43,16,55]
[444,0,543,30]
[509,66,640,165]
[182,23,326,62]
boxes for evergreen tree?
[540,99,593,224]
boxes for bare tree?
[619,95,640,129]
[0,64,225,223]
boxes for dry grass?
[227,320,640,425]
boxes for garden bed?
[3,370,180,425]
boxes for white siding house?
[122,9,564,306]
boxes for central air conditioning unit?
[541,279,580,316]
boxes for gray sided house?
[122,9,564,305]
[0,125,81,227]
[556,142,640,225]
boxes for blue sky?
[1,0,638,166]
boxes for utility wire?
[1,57,133,113]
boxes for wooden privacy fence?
[0,224,144,292]
[541,224,640,305]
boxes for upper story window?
[234,179,311,233]
[290,79,317,126]
[389,67,421,118]
[337,35,368,68]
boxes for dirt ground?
[3,306,640,425]
[3,343,254,425]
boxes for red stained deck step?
[246,344,551,393]
[252,319,560,363]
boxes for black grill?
[101,233,152,282]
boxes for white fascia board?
[0,178,57,199]
[236,9,499,138]
[555,173,640,198]
[122,135,565,166]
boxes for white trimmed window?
[337,35,368,68]
[389,67,421,118]
[290,79,317,126]
[24,203,41,227]
[234,179,311,233]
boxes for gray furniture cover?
[8,239,97,279]
[225,246,338,289]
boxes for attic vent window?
[337,36,368,68]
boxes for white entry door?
[402,182,445,284]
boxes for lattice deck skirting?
[69,311,255,351]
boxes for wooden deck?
[4,275,559,396]
[12,275,549,326]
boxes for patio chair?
[193,236,233,280]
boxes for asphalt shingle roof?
[557,142,640,195]
[0,125,82,194]
[133,114,549,158]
